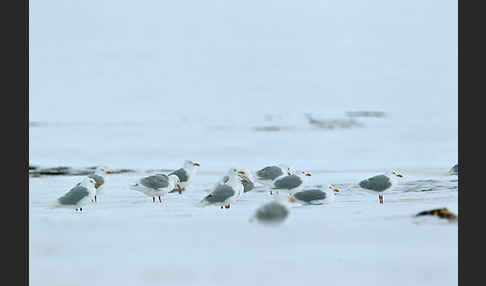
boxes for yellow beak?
[241,179,249,184]
[397,174,403,178]
[305,173,312,176]
[193,163,200,167]
[334,189,340,193]
[95,182,102,188]
[106,171,113,174]
[238,171,246,175]
[289,197,296,203]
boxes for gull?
[355,170,404,204]
[78,166,112,203]
[288,185,340,205]
[55,177,97,212]
[252,164,291,189]
[168,160,200,193]
[198,170,247,209]
[249,200,290,226]
[270,170,312,196]
[130,174,181,203]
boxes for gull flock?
[53,160,405,225]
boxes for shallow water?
[29,1,457,284]
[30,168,457,286]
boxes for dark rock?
[304,114,363,130]
[29,166,136,177]
[30,166,73,176]
[252,126,293,132]
[346,111,386,118]
[29,121,45,127]
[415,208,458,221]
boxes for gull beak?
[241,179,249,184]
[106,171,113,174]
[396,174,403,178]
[334,188,340,193]
[287,172,291,176]
[305,173,312,177]
[193,163,200,167]
[289,197,296,203]
[95,182,102,188]
[238,171,246,175]
[177,184,182,194]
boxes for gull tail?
[47,200,62,210]
[196,198,210,208]
[129,182,143,192]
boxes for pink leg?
[270,191,273,195]
[94,195,97,203]
[158,196,162,203]
[152,197,155,203]
[379,194,384,204]
[80,208,83,212]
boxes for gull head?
[298,170,312,177]
[391,170,404,178]
[228,168,246,176]
[328,184,340,193]
[184,160,201,170]
[95,166,113,175]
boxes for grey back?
[204,185,235,203]
[255,202,289,222]
[58,186,90,205]
[359,174,392,192]
[293,189,327,202]
[256,166,284,181]
[273,175,303,190]
[140,174,169,189]
[169,168,189,182]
